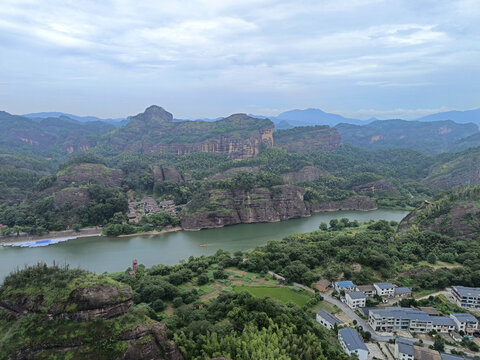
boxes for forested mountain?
[336,119,479,154]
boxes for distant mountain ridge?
[416,108,480,124]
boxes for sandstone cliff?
[57,163,124,187]
[181,185,310,230]
[0,265,182,360]
[274,125,341,153]
[106,106,274,160]
[281,166,327,183]
[307,196,377,212]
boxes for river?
[0,209,408,281]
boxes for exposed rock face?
[210,166,260,180]
[0,269,183,360]
[181,185,310,230]
[281,166,326,183]
[106,106,274,160]
[57,163,124,187]
[274,126,341,153]
[53,187,90,208]
[425,153,480,190]
[307,196,377,212]
[153,166,185,183]
[352,179,400,195]
[398,201,480,240]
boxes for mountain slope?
[275,108,365,127]
[417,108,480,125]
[336,119,479,154]
[101,105,274,160]
[398,186,480,239]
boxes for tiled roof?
[450,313,478,323]
[337,280,355,288]
[453,286,480,298]
[339,328,368,352]
[347,291,366,299]
[396,338,414,356]
[317,310,343,326]
[374,282,395,289]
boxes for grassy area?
[313,300,341,314]
[413,288,439,298]
[233,286,311,306]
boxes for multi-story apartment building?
[451,286,480,309]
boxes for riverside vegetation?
[2,217,480,359]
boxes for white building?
[450,313,479,335]
[316,310,343,330]
[356,285,376,297]
[395,338,414,360]
[346,291,366,309]
[338,328,369,360]
[431,316,456,333]
[451,286,480,309]
[369,307,433,333]
[374,282,396,297]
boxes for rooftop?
[357,285,375,292]
[453,286,480,298]
[317,310,343,326]
[347,291,366,299]
[396,338,414,356]
[374,282,395,290]
[337,280,355,288]
[395,286,412,294]
[370,307,431,322]
[431,317,456,326]
[450,313,478,323]
[339,328,368,352]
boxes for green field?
[233,286,311,306]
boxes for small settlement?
[315,281,480,360]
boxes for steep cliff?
[105,106,274,160]
[307,196,377,212]
[181,185,310,230]
[0,265,182,360]
[274,125,341,153]
[398,186,480,239]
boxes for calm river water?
[0,209,408,281]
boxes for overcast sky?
[1,0,479,119]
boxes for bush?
[197,273,209,285]
[152,299,166,312]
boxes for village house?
[395,338,414,360]
[346,291,366,309]
[338,328,369,360]
[334,280,356,293]
[316,310,343,330]
[315,279,331,292]
[374,282,396,297]
[369,307,433,333]
[449,313,479,335]
[451,286,480,309]
[356,284,376,297]
[431,316,456,333]
[395,287,412,298]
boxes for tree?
[319,222,328,231]
[197,273,209,285]
[433,336,445,352]
[427,253,437,264]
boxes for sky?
[0,0,479,120]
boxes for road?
[321,294,480,357]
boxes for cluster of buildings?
[368,307,478,335]
[396,338,478,360]
[332,280,412,309]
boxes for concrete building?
[431,316,456,333]
[450,313,479,335]
[368,307,433,333]
[335,280,356,293]
[395,338,414,360]
[346,291,366,309]
[374,282,396,297]
[356,284,376,297]
[451,286,480,309]
[316,310,343,330]
[395,287,412,298]
[338,328,369,360]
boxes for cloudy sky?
[1,0,479,119]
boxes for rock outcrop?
[274,126,341,153]
[281,166,327,183]
[153,166,185,183]
[307,196,377,212]
[0,266,183,360]
[181,185,310,230]
[106,106,274,160]
[210,166,260,180]
[352,179,399,195]
[57,163,124,187]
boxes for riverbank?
[117,226,183,238]
[0,227,102,245]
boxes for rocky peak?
[136,105,173,124]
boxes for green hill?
[0,264,181,359]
